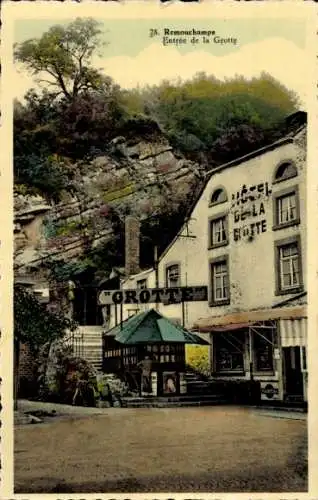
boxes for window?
[275,237,303,295]
[214,332,244,372]
[253,330,274,371]
[136,279,147,289]
[210,257,230,305]
[277,193,297,224]
[166,264,180,287]
[273,186,300,230]
[122,346,138,366]
[273,161,298,183]
[280,244,300,289]
[210,187,228,206]
[148,344,184,363]
[209,215,228,248]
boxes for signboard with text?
[98,286,208,305]
[231,182,272,242]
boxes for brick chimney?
[125,216,140,276]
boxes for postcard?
[1,1,317,499]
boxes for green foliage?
[185,345,210,376]
[14,18,105,101]
[14,285,77,349]
[54,220,85,237]
[15,153,72,202]
[52,85,126,158]
[47,258,97,282]
[102,183,135,202]
[130,72,299,163]
[87,233,125,276]
[14,183,39,197]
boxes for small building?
[102,308,208,396]
[104,112,307,403]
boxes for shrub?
[185,345,210,376]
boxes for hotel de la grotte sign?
[98,286,208,305]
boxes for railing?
[62,329,84,358]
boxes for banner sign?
[98,286,208,305]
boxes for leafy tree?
[14,285,77,407]
[134,72,299,164]
[14,85,126,197]
[14,18,105,101]
[52,84,126,158]
[14,285,76,348]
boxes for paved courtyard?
[14,405,307,493]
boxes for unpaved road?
[15,405,307,493]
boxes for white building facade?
[105,122,307,403]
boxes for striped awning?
[279,318,307,347]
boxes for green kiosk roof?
[105,309,210,345]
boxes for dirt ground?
[14,405,307,493]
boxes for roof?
[104,308,210,345]
[121,267,154,286]
[193,306,307,332]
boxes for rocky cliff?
[14,132,204,283]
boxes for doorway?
[283,346,304,400]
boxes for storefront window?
[214,333,244,372]
[253,330,274,371]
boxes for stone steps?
[121,394,228,408]
[69,326,103,371]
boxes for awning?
[193,306,307,332]
[280,318,307,347]
[207,323,252,333]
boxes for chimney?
[125,216,140,276]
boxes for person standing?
[138,354,153,394]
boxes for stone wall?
[18,343,37,397]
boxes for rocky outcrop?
[14,134,204,278]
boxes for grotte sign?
[98,286,208,305]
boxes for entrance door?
[283,346,304,401]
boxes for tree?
[134,73,300,164]
[14,285,77,407]
[14,18,105,101]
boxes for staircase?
[72,326,104,372]
[184,367,219,395]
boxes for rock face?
[14,134,203,279]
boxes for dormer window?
[210,187,228,206]
[273,161,298,184]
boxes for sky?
[12,16,308,107]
